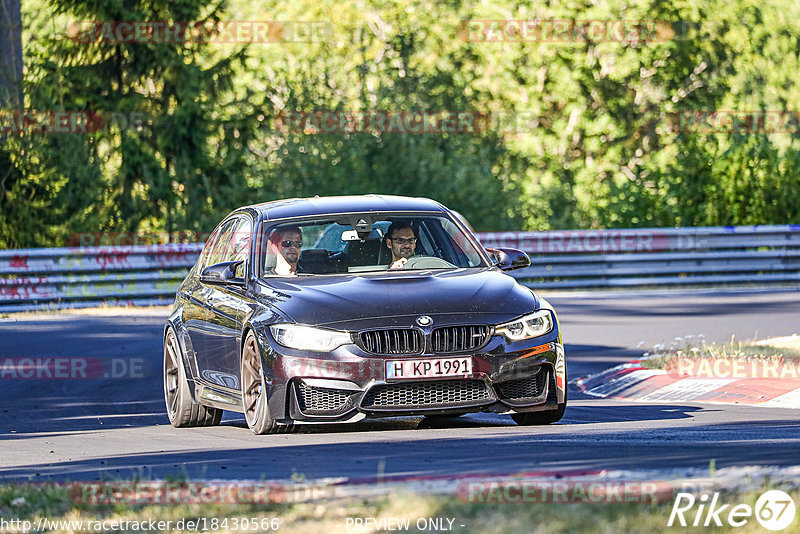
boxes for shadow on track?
[3,417,800,483]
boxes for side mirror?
[200,260,245,285]
[487,247,530,271]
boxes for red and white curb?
[575,360,800,408]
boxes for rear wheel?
[241,331,291,434]
[163,327,222,427]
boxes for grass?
[639,335,800,371]
[1,482,798,533]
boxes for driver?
[266,225,302,276]
[385,221,417,269]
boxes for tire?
[163,327,223,427]
[240,330,291,434]
[511,373,567,426]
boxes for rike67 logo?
[668,490,796,531]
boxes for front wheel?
[240,331,291,434]
[511,401,566,426]
[511,373,567,426]
[163,327,222,427]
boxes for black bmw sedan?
[163,195,567,433]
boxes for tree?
[0,0,265,248]
[0,0,22,108]
[0,0,26,248]
[4,0,800,249]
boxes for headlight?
[269,324,352,352]
[496,310,553,341]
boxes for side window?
[227,217,252,278]
[205,218,237,267]
[203,216,252,278]
[197,223,227,273]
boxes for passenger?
[385,221,417,269]
[266,226,302,276]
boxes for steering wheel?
[400,256,456,269]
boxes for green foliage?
[3,0,800,247]
[2,482,799,534]
[2,0,263,247]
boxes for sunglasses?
[280,240,303,248]
[390,237,417,245]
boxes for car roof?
[240,195,449,221]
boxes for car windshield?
[259,213,487,277]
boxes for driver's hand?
[390,258,408,270]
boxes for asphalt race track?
[1,289,799,483]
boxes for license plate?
[385,357,472,380]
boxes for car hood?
[254,268,539,329]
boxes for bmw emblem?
[416,315,433,326]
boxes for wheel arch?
[240,320,291,421]
[164,312,200,402]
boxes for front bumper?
[254,327,566,424]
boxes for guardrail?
[1,225,798,312]
[0,244,202,313]
[481,225,800,289]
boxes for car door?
[183,221,229,378]
[199,215,254,390]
